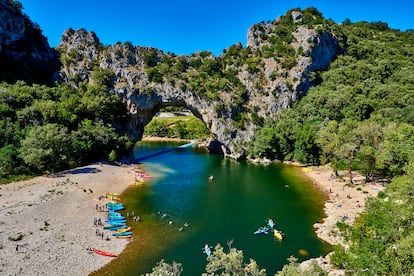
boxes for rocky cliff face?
[57,9,342,159]
[0,0,59,84]
[0,2,342,159]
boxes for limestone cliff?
[0,0,59,84]
[57,8,343,159]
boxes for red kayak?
[92,248,117,257]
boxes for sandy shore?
[0,163,138,276]
[299,164,385,274]
[0,159,384,275]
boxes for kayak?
[108,211,123,217]
[268,218,275,229]
[106,225,128,231]
[112,231,133,236]
[104,222,126,228]
[115,226,132,233]
[92,248,117,257]
[203,244,212,256]
[106,215,125,220]
[106,202,124,206]
[115,235,132,239]
[108,206,124,211]
[254,227,269,235]
[274,229,283,240]
[105,218,126,223]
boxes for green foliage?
[143,115,209,140]
[146,259,183,276]
[147,68,163,83]
[248,19,414,181]
[377,123,414,176]
[331,175,414,274]
[91,68,115,87]
[0,80,131,180]
[19,124,71,172]
[203,244,267,276]
[276,256,327,276]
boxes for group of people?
[93,217,102,226]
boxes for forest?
[0,79,133,183]
[246,20,414,275]
[0,5,413,274]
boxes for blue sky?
[19,0,413,56]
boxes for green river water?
[94,141,331,275]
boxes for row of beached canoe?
[106,202,134,238]
[91,194,133,257]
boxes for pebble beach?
[0,161,384,275]
[0,163,137,275]
[300,164,385,274]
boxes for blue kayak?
[203,244,212,256]
[106,225,128,231]
[254,227,269,235]
[107,215,125,220]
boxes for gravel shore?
[0,163,137,276]
[0,161,384,275]
[300,164,385,275]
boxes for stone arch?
[126,89,224,154]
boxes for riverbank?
[299,164,385,274]
[0,163,138,275]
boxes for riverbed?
[93,141,331,275]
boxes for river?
[95,141,331,275]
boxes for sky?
[18,0,414,56]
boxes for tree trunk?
[348,166,353,185]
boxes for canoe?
[112,231,133,236]
[106,225,128,231]
[115,226,132,233]
[108,211,123,217]
[92,248,117,257]
[104,222,127,228]
[106,216,125,220]
[107,202,123,207]
[105,219,127,224]
[106,192,120,196]
[274,229,283,240]
[115,235,132,239]
[108,206,124,211]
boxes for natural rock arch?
[57,10,343,159]
[125,88,225,154]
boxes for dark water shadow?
[65,167,101,175]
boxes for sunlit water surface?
[93,141,331,275]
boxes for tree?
[377,123,414,176]
[145,259,183,276]
[203,244,266,276]
[276,256,327,276]
[316,120,340,173]
[0,144,18,178]
[354,121,383,182]
[293,122,320,164]
[19,124,71,172]
[331,175,414,274]
[317,120,360,183]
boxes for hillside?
[1,1,414,274]
[56,8,342,159]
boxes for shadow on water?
[93,141,331,276]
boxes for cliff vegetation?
[0,2,414,274]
